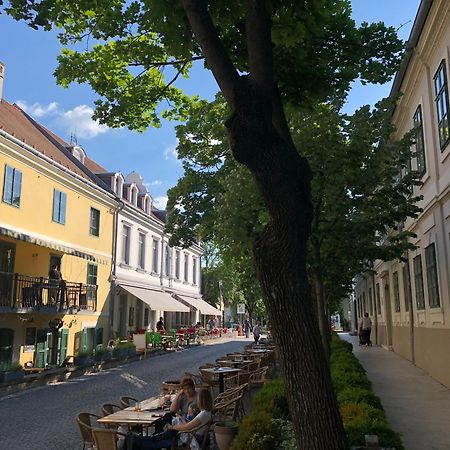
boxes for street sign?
[236,303,245,314]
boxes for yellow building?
[0,66,117,367]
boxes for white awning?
[120,285,189,312]
[176,295,221,316]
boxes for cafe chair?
[101,404,123,430]
[92,428,128,450]
[170,420,213,450]
[184,372,205,388]
[120,396,138,408]
[76,412,101,450]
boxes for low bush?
[0,361,22,372]
[230,335,403,449]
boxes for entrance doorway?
[0,328,14,364]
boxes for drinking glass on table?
[134,401,141,412]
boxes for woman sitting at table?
[154,377,199,434]
[137,388,212,449]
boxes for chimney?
[0,61,4,100]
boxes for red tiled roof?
[0,99,108,182]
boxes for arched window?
[131,186,138,206]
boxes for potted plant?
[74,350,93,367]
[214,421,239,450]
[94,346,110,363]
[113,341,136,359]
[0,361,24,383]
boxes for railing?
[0,271,97,311]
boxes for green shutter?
[58,329,69,366]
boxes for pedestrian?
[156,316,165,333]
[359,312,372,346]
[253,321,261,344]
[48,264,62,304]
[244,319,250,338]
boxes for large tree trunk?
[227,78,347,449]
[311,269,331,359]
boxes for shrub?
[340,402,385,425]
[76,350,92,358]
[0,361,22,372]
[345,422,404,449]
[337,387,383,410]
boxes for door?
[35,329,49,368]
[119,294,127,338]
[46,332,54,366]
[0,328,14,364]
[81,327,95,354]
[0,242,15,306]
[58,328,69,366]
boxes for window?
[393,271,400,312]
[89,208,100,236]
[368,287,373,316]
[52,189,67,224]
[175,250,180,279]
[413,255,425,310]
[131,187,138,206]
[87,263,98,286]
[152,239,159,273]
[138,233,146,269]
[413,105,426,175]
[2,165,22,207]
[403,260,412,312]
[165,245,170,276]
[184,254,189,282]
[375,283,381,314]
[434,60,450,149]
[193,258,197,285]
[144,308,149,327]
[128,306,135,326]
[122,225,130,264]
[425,243,440,308]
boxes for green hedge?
[230,336,404,449]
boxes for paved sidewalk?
[341,333,450,450]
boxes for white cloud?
[163,140,179,160]
[148,180,163,186]
[154,195,168,210]
[15,100,110,140]
[56,104,109,139]
[16,100,59,118]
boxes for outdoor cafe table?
[246,348,272,354]
[216,359,252,368]
[201,367,241,393]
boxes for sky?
[0,0,422,209]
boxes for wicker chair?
[248,366,269,388]
[92,428,127,450]
[119,396,138,409]
[76,412,100,450]
[170,420,213,450]
[101,404,123,430]
[184,371,206,388]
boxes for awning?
[120,285,190,312]
[176,295,221,316]
[0,225,104,263]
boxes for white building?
[96,170,220,336]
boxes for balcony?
[0,271,97,312]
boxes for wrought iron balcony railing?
[0,271,97,311]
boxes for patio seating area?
[75,341,276,450]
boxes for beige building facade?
[354,0,450,387]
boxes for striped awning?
[0,225,103,263]
[120,285,190,312]
[175,295,221,316]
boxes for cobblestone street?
[0,338,249,450]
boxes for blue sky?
[0,0,421,208]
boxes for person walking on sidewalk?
[253,321,261,344]
[359,312,372,346]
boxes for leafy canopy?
[3,0,403,128]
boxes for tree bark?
[311,269,330,360]
[226,78,346,449]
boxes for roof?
[0,99,113,192]
[390,0,434,98]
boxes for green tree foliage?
[166,96,422,343]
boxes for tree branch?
[181,0,240,108]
